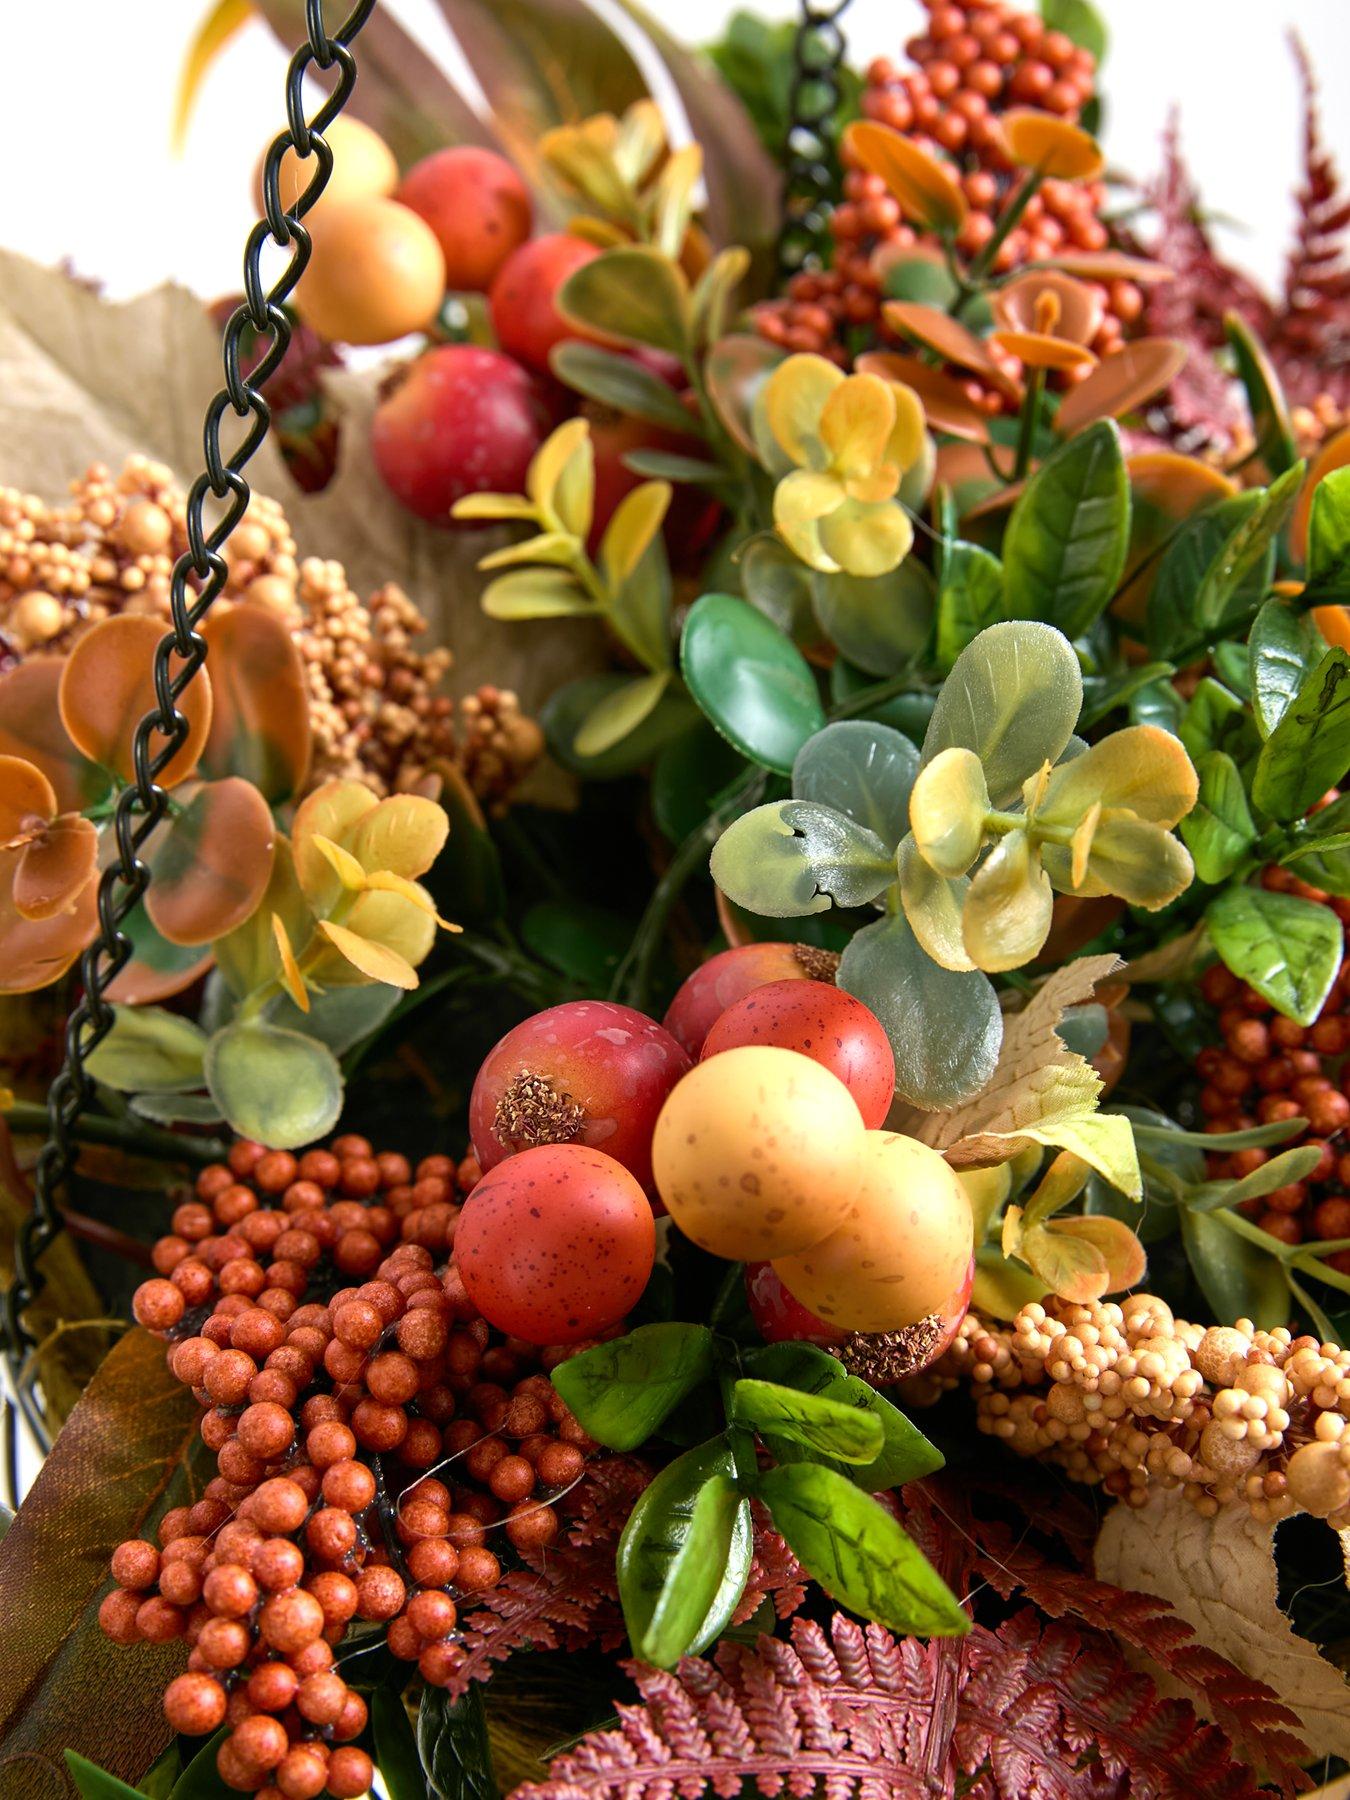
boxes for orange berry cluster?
[757,0,1140,373]
[103,1134,601,1797]
[1197,872,1350,1261]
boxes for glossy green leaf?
[681,593,826,774]
[617,1439,752,1667]
[1041,0,1108,61]
[1305,466,1350,603]
[1180,1206,1289,1333]
[1251,648,1350,821]
[1249,597,1327,737]
[1147,491,1273,659]
[1129,674,1185,738]
[811,561,935,677]
[63,1754,146,1800]
[1179,751,1256,884]
[651,724,747,845]
[417,1684,496,1800]
[1193,461,1303,634]
[1206,885,1342,1025]
[739,535,817,640]
[791,721,919,849]
[1225,312,1297,476]
[729,1378,884,1463]
[935,541,1004,672]
[84,1005,208,1094]
[373,1686,427,1800]
[920,619,1082,806]
[1003,422,1129,639]
[710,799,895,917]
[551,341,697,433]
[746,1343,944,1489]
[550,1323,716,1451]
[838,911,1002,1108]
[204,1020,343,1148]
[521,900,630,990]
[559,246,691,356]
[1282,790,1350,896]
[541,673,697,778]
[1178,678,1251,765]
[1078,661,1176,732]
[573,669,672,759]
[755,1462,968,1636]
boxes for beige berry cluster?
[0,457,542,808]
[913,1295,1350,1526]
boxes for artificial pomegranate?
[468,999,690,1193]
[293,197,445,346]
[396,146,533,293]
[744,1260,847,1347]
[701,979,895,1129]
[489,233,602,376]
[371,345,552,524]
[662,942,840,1057]
[455,1143,655,1343]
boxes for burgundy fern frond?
[1275,32,1350,401]
[733,1505,808,1624]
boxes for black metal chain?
[1,0,377,1503]
[775,0,855,282]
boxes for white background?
[4,1,1349,304]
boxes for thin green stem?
[829,669,930,723]
[2,1100,227,1166]
[1013,367,1045,483]
[959,170,1045,301]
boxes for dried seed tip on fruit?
[492,1072,587,1152]
[792,943,841,982]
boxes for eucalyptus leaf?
[1206,885,1342,1025]
[263,982,401,1056]
[729,1378,884,1463]
[1180,1205,1289,1333]
[920,620,1082,805]
[1305,466,1350,603]
[755,1462,968,1636]
[811,561,935,677]
[710,799,895,916]
[682,592,826,774]
[550,1322,716,1451]
[559,245,691,356]
[616,1438,752,1667]
[551,341,697,433]
[203,1021,343,1148]
[935,541,1005,672]
[1179,751,1256,884]
[129,1091,224,1127]
[1002,421,1129,639]
[1249,597,1327,738]
[417,1685,496,1800]
[83,1006,207,1094]
[791,721,920,849]
[1251,648,1350,821]
[838,911,1002,1108]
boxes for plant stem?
[2,1100,226,1165]
[1013,368,1045,482]
[451,933,575,1008]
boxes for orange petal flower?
[991,273,1103,371]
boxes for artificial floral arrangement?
[2,1,1350,1798]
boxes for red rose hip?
[662,942,835,1057]
[701,979,895,1128]
[744,1261,847,1347]
[395,146,532,292]
[489,234,601,375]
[454,1143,654,1343]
[469,999,690,1192]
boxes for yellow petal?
[1040,726,1199,828]
[961,832,1054,972]
[365,870,461,931]
[318,919,419,988]
[528,419,594,539]
[271,911,310,1013]
[599,480,672,589]
[816,498,914,578]
[775,468,846,527]
[311,832,368,891]
[1070,800,1101,890]
[775,510,833,574]
[883,381,928,473]
[910,748,989,878]
[818,374,896,481]
[762,354,844,469]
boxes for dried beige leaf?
[1095,1488,1350,1761]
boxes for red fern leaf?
[1274,32,1350,400]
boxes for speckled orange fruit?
[772,1130,973,1332]
[293,197,445,346]
[258,115,398,216]
[651,1045,866,1261]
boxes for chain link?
[1,0,377,1501]
[775,0,854,282]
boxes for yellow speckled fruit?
[652,1045,866,1261]
[772,1130,973,1333]
[255,115,399,216]
[293,198,446,346]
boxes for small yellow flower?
[753,354,928,577]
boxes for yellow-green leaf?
[573,670,672,758]
[559,245,693,357]
[961,832,1053,971]
[482,569,594,621]
[318,919,419,989]
[600,481,672,589]
[909,747,989,878]
[348,794,449,880]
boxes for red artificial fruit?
[395,146,532,293]
[454,1143,655,1344]
[371,345,551,524]
[469,999,690,1194]
[701,979,895,1129]
[744,1261,847,1347]
[587,404,723,564]
[489,234,602,376]
[662,943,831,1058]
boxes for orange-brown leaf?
[844,121,968,232]
[0,660,109,812]
[12,815,99,921]
[1055,339,1188,437]
[59,615,213,788]
[200,602,312,803]
[144,778,276,947]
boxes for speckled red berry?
[744,1260,848,1347]
[662,942,834,1057]
[702,979,894,1128]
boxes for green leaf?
[1079,661,1177,731]
[743,1345,944,1488]
[1251,648,1350,821]
[1193,461,1303,633]
[616,1438,752,1667]
[166,1729,229,1799]
[480,567,593,620]
[1147,491,1274,659]
[573,669,672,759]
[1187,1144,1326,1213]
[1179,750,1257,883]
[1180,1206,1289,1333]
[1041,0,1108,61]
[550,1322,716,1451]
[710,799,895,916]
[623,448,726,486]
[1281,791,1350,896]
[729,1378,885,1463]
[373,1686,427,1800]
[1306,466,1350,603]
[1249,597,1327,738]
[681,592,826,774]
[263,981,402,1056]
[1178,678,1251,764]
[811,561,935,677]
[739,535,816,639]
[84,1005,208,1094]
[1206,885,1342,1025]
[838,911,1002,1108]
[1225,312,1297,475]
[559,245,692,356]
[203,1020,343,1148]
[551,341,697,433]
[651,724,747,844]
[935,541,1005,672]
[64,1754,147,1800]
[129,1092,224,1127]
[541,673,697,778]
[920,619,1082,806]
[521,900,630,990]
[417,1685,496,1800]
[791,721,920,850]
[755,1462,968,1636]
[1002,421,1129,640]
[141,1744,181,1800]
[1129,673,1185,737]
